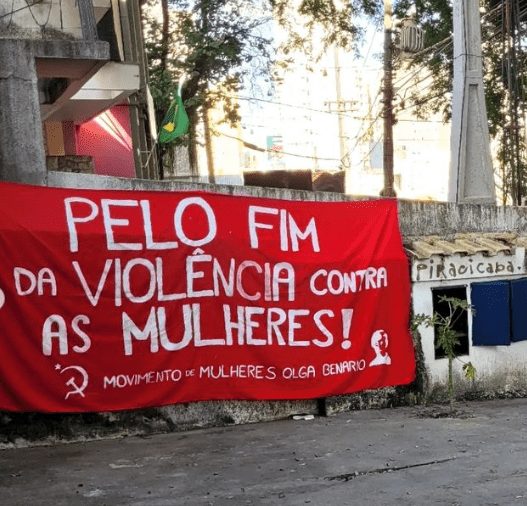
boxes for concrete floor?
[1,399,527,505]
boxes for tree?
[393,0,527,205]
[142,0,381,177]
[142,0,274,176]
[415,296,476,414]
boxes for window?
[432,286,469,359]
[510,278,527,342]
[471,278,527,345]
[471,281,510,346]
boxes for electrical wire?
[394,8,507,112]
[362,20,382,66]
[0,0,44,21]
[211,128,341,162]
[217,92,377,121]
[3,0,15,27]
[148,2,509,174]
[352,135,382,168]
[393,42,452,89]
[24,0,53,29]
[222,6,501,167]
[341,4,504,167]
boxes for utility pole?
[382,0,396,197]
[203,105,216,184]
[333,46,347,167]
[449,0,495,204]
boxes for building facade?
[0,0,157,184]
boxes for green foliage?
[143,0,381,123]
[272,0,381,51]
[462,361,477,382]
[143,0,273,126]
[433,296,470,359]
[393,0,527,204]
[142,0,279,173]
[415,296,475,411]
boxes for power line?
[342,16,464,164]
[211,129,341,162]
[220,4,507,170]
[397,90,450,113]
[353,135,382,168]
[220,92,375,121]
[4,0,15,27]
[0,0,44,21]
[362,20,382,66]
[393,43,452,90]
[219,18,456,166]
[394,8,506,112]
[24,0,53,29]
[341,7,503,167]
[241,115,443,132]
[392,2,502,91]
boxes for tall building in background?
[239,15,451,200]
[0,0,157,184]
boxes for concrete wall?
[46,171,527,235]
[3,172,527,446]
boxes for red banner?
[0,182,414,412]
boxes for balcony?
[0,1,140,124]
[0,0,111,40]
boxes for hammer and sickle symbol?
[59,365,89,399]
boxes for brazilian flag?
[158,89,189,143]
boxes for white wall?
[412,250,527,386]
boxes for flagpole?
[156,75,189,179]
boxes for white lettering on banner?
[101,199,143,251]
[103,369,183,389]
[120,304,351,355]
[312,310,335,347]
[310,267,388,295]
[248,206,320,252]
[282,365,316,379]
[42,314,92,356]
[140,200,178,250]
[122,305,199,355]
[64,197,217,253]
[72,256,297,307]
[13,267,57,296]
[174,197,217,247]
[322,360,367,376]
[64,197,99,252]
[72,260,112,306]
[199,364,277,380]
[411,250,526,282]
[71,315,92,353]
[103,359,375,388]
[186,249,215,298]
[122,306,160,355]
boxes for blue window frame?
[471,280,511,346]
[510,278,527,342]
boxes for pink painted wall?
[76,105,135,178]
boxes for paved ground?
[1,399,527,505]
